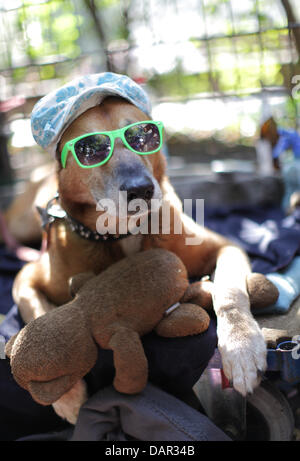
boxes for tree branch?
[281,0,300,59]
[83,0,112,71]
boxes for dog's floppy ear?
[69,272,95,297]
[153,151,167,186]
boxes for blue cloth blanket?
[201,205,300,314]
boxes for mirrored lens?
[125,123,161,153]
[74,134,111,166]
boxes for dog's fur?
[13,97,267,423]
[1,164,57,246]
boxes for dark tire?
[246,381,294,441]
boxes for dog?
[12,95,267,425]
[0,163,57,247]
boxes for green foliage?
[148,59,284,98]
[148,69,211,98]
[203,0,230,16]
[14,0,82,67]
[2,0,298,110]
[281,97,300,128]
[12,67,27,82]
[95,0,120,8]
[39,64,56,80]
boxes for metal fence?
[0,0,300,182]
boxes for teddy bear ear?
[69,272,95,297]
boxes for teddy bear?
[5,249,278,406]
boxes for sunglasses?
[61,120,164,168]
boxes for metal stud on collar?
[37,193,131,243]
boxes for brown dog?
[13,96,267,424]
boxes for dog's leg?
[213,245,267,396]
[12,262,55,323]
[52,379,89,425]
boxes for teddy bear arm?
[108,328,148,395]
[155,303,210,337]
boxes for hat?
[31,72,152,157]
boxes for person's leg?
[143,319,217,398]
[0,358,69,441]
[0,305,70,440]
[85,320,217,400]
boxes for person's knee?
[143,319,217,396]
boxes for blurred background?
[1,0,300,204]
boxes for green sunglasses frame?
[61,120,164,169]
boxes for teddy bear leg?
[181,280,214,310]
[246,273,279,310]
[28,373,80,405]
[155,303,210,337]
[108,328,148,395]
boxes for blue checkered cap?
[31,72,152,156]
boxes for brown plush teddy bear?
[5,249,278,406]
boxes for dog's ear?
[153,151,167,186]
[69,272,95,297]
[55,143,63,170]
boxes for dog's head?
[56,97,166,232]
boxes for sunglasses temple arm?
[61,145,70,168]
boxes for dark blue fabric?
[0,245,25,315]
[0,302,217,440]
[0,248,71,441]
[201,205,300,274]
[0,356,69,441]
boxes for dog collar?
[36,194,131,242]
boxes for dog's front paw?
[52,379,88,425]
[217,312,267,396]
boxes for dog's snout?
[120,176,154,203]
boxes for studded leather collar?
[36,193,131,242]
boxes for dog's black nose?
[120,176,154,203]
